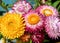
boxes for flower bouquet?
[0,0,60,43]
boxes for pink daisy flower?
[57,22,60,33]
[31,32,44,43]
[45,16,60,39]
[36,5,58,17]
[12,1,31,14]
[24,10,43,33]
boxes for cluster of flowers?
[0,0,60,43]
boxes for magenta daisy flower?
[24,10,43,33]
[36,5,58,17]
[31,32,44,43]
[12,1,31,14]
[45,16,60,39]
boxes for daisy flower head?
[0,12,25,39]
[24,11,43,33]
[0,16,2,22]
[0,16,2,32]
[45,16,60,39]
[36,5,58,17]
[31,32,44,43]
[12,1,32,14]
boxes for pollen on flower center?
[8,22,13,26]
[28,14,40,25]
[6,19,18,31]
[43,9,53,16]
[7,22,15,30]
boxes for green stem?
[0,2,8,11]
[30,39,32,43]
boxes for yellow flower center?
[8,22,13,26]
[27,14,40,25]
[43,9,53,16]
[7,21,16,31]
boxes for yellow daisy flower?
[0,16,2,32]
[0,16,1,23]
[0,12,25,39]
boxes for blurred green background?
[0,0,60,11]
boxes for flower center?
[8,22,13,26]
[7,19,17,31]
[7,21,15,31]
[27,14,40,25]
[43,9,53,16]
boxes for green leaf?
[43,39,49,43]
[0,1,8,11]
[33,0,40,9]
[48,0,51,2]
[58,5,60,12]
[45,1,52,6]
[2,2,5,6]
[7,4,13,8]
[52,1,60,8]
[0,33,3,40]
